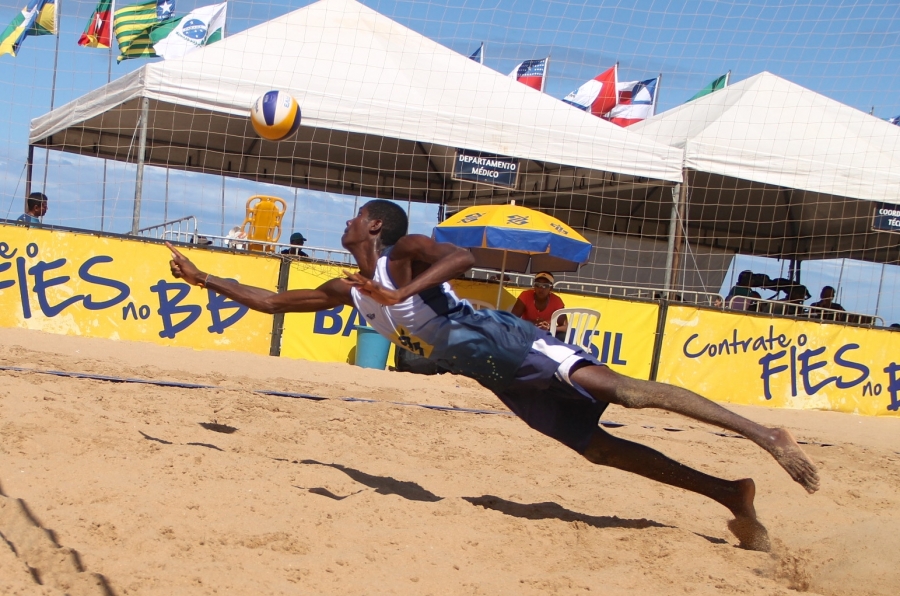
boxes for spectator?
[511,272,567,338]
[281,232,309,257]
[809,286,846,322]
[725,270,757,310]
[772,284,810,317]
[225,226,247,250]
[17,192,47,224]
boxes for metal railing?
[136,216,198,244]
[555,280,723,306]
[725,296,884,327]
[170,232,357,266]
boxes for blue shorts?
[494,331,608,453]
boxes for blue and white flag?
[605,77,659,127]
[889,116,900,126]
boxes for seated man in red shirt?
[511,272,567,338]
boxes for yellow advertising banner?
[281,267,659,379]
[658,305,900,417]
[0,224,279,354]
[280,260,395,365]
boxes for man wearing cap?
[281,232,309,257]
[511,272,567,338]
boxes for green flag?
[686,73,729,103]
[114,1,161,62]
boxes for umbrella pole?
[496,251,508,309]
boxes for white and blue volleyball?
[250,90,301,141]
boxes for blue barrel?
[354,326,391,369]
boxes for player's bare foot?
[728,516,771,552]
[764,428,820,493]
[723,478,770,552]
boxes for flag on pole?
[509,58,547,91]
[562,65,618,117]
[0,0,57,58]
[605,78,659,127]
[149,2,226,59]
[889,116,900,126]
[114,1,171,62]
[687,72,729,103]
[78,0,114,49]
[468,42,483,64]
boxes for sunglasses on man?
[533,282,553,289]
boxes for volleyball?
[249,90,301,141]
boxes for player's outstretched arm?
[166,242,353,314]
[346,235,474,306]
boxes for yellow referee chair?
[240,195,286,252]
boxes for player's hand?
[343,270,403,306]
[166,242,204,286]
[536,319,551,331]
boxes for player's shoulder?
[389,234,434,257]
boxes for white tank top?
[349,250,537,391]
[350,252,463,358]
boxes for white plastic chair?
[467,298,495,311]
[550,308,601,351]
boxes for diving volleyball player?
[166,199,819,552]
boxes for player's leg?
[570,365,819,494]
[582,426,768,551]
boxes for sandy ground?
[0,327,898,595]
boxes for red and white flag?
[78,0,113,48]
[605,77,659,127]
[562,65,618,117]
[509,58,548,91]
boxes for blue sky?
[1,0,900,319]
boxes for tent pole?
[24,145,34,208]
[496,251,508,308]
[663,183,681,293]
[874,262,886,318]
[131,97,150,235]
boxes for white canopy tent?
[630,72,900,266]
[28,0,682,235]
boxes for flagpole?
[41,0,62,194]
[100,0,114,231]
[725,70,731,87]
[541,54,549,93]
[654,73,662,116]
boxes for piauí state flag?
[150,2,226,60]
[687,73,728,102]
[0,0,57,58]
[114,1,172,62]
[509,58,547,91]
[562,65,618,117]
[605,78,659,127]
[78,0,113,49]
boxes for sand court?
[1,326,898,595]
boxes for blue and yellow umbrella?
[433,203,592,305]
